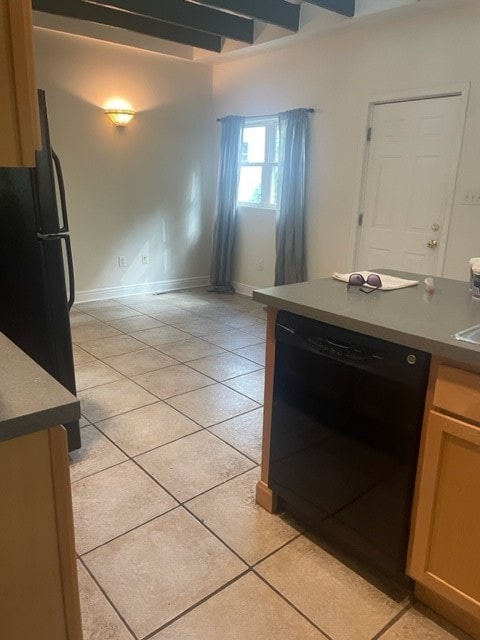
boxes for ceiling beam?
[194,0,300,31]
[85,0,254,43]
[302,0,355,17]
[33,0,223,51]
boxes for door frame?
[346,83,470,275]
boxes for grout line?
[369,600,414,639]
[140,570,251,640]
[252,564,336,640]
[78,557,139,640]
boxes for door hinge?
[367,127,372,142]
[358,213,363,226]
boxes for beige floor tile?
[131,325,190,346]
[75,360,124,391]
[187,468,301,564]
[188,352,261,381]
[106,315,163,333]
[173,318,230,336]
[158,337,226,362]
[224,369,265,403]
[166,384,259,427]
[72,461,177,554]
[214,312,265,329]
[73,344,97,365]
[247,307,268,319]
[77,562,135,640]
[72,322,121,344]
[80,334,147,359]
[148,309,199,324]
[102,348,177,377]
[69,425,127,483]
[79,416,91,428]
[152,573,327,640]
[112,293,154,305]
[84,307,142,322]
[242,321,267,338]
[78,379,158,422]
[70,311,98,327]
[83,508,247,639]
[377,604,472,639]
[96,402,200,457]
[234,343,266,365]
[208,407,263,463]
[256,536,408,640]
[133,364,214,399]
[205,329,264,350]
[136,430,255,502]
[124,300,178,314]
[76,299,126,312]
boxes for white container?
[472,265,480,300]
[469,258,480,290]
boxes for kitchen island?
[253,271,480,639]
[0,333,82,640]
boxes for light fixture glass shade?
[105,109,136,127]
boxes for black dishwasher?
[269,311,431,584]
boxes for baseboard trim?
[232,281,256,297]
[75,276,210,303]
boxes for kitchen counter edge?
[0,332,80,442]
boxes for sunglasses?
[347,273,382,293]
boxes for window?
[237,117,279,208]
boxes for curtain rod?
[216,108,314,122]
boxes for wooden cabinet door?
[0,0,40,167]
[0,427,83,640]
[408,410,480,618]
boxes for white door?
[356,95,463,276]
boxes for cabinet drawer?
[434,364,480,424]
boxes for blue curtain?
[208,115,245,294]
[275,108,310,286]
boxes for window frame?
[237,116,279,210]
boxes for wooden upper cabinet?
[0,0,41,167]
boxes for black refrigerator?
[0,90,81,451]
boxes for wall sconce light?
[105,108,136,127]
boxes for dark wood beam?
[194,0,300,31]
[33,0,223,51]
[302,0,355,17]
[85,0,254,43]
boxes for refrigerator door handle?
[63,233,75,310]
[37,232,76,309]
[51,149,69,233]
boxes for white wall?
[213,2,480,286]
[34,28,214,300]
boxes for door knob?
[431,223,440,232]
[427,239,438,249]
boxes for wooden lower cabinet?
[0,427,83,640]
[408,362,480,638]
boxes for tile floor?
[70,288,471,640]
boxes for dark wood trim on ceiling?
[32,0,223,51]
[303,0,355,17]
[84,0,255,43]
[33,0,355,52]
[194,0,300,32]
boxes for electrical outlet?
[257,259,264,271]
[141,253,149,265]
[118,256,126,267]
[461,190,480,205]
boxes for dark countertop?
[0,333,80,442]
[253,270,480,368]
